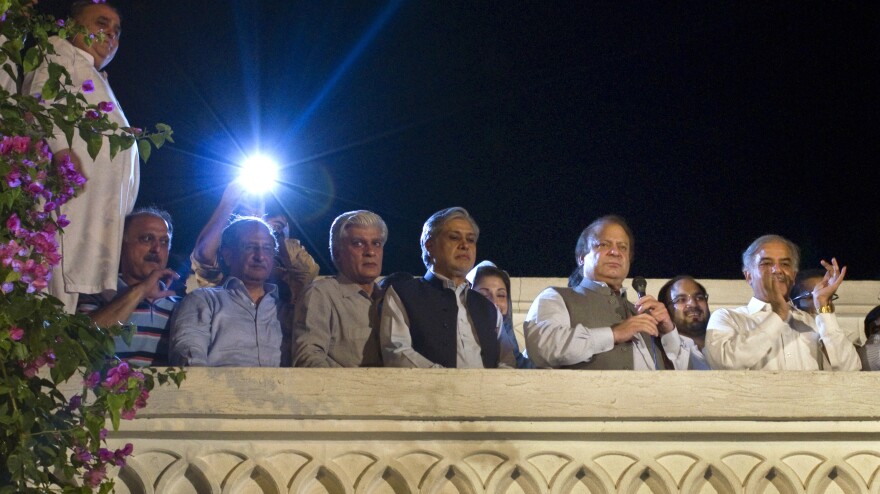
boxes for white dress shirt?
[524,284,692,370]
[705,297,861,370]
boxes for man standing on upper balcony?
[25,1,138,313]
[704,234,860,371]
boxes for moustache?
[144,254,162,263]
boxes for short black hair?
[657,275,708,307]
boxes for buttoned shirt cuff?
[660,328,682,356]
[814,313,835,338]
[590,326,615,355]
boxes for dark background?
[37,1,880,280]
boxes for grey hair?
[420,207,480,268]
[125,207,173,239]
[220,216,278,254]
[741,234,800,272]
[329,210,388,270]
[71,1,121,21]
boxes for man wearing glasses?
[704,235,860,371]
[78,208,179,367]
[170,218,285,367]
[658,276,711,369]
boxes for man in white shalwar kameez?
[24,2,138,313]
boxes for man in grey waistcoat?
[524,215,693,369]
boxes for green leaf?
[41,78,60,101]
[55,118,74,147]
[78,127,102,160]
[106,394,124,430]
[119,324,135,345]
[108,134,123,159]
[22,46,40,73]
[137,139,151,162]
[148,133,165,149]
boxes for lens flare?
[238,154,278,194]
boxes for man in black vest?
[524,215,693,369]
[380,207,514,368]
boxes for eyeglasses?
[134,233,170,248]
[790,292,839,304]
[671,294,708,305]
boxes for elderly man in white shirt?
[705,234,860,371]
[524,215,693,370]
[24,1,138,313]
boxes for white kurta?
[24,37,139,306]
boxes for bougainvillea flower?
[82,80,95,92]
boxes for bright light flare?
[238,154,279,194]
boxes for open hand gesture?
[812,258,846,310]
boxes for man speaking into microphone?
[524,215,694,369]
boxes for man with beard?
[658,276,711,369]
[78,208,179,367]
[704,234,860,370]
[170,218,284,367]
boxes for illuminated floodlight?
[238,154,279,194]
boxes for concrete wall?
[105,369,880,494]
[100,278,880,494]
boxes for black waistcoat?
[392,271,500,368]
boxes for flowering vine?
[1,1,184,492]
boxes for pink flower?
[99,428,107,440]
[84,371,101,388]
[56,19,65,27]
[9,326,24,341]
[6,168,21,187]
[98,101,114,112]
[82,80,95,93]
[83,465,107,488]
[1,283,13,293]
[74,446,92,463]
[97,448,113,463]
[11,135,30,153]
[121,408,136,420]
[27,182,44,194]
[6,213,21,233]
[57,215,70,228]
[0,136,12,154]
[69,394,82,409]
[113,443,134,466]
[85,110,100,120]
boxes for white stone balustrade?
[98,278,880,494]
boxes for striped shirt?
[78,276,180,367]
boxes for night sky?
[38,1,880,281]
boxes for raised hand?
[812,258,846,310]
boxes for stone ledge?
[115,368,880,421]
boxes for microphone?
[631,276,659,369]
[632,276,647,298]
